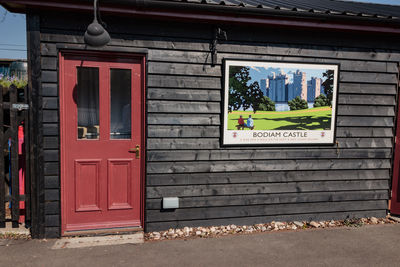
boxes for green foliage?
[313,94,330,107]
[0,78,27,89]
[258,96,276,111]
[228,66,264,112]
[246,81,264,113]
[228,66,251,112]
[322,70,334,106]
[288,96,308,111]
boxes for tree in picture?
[258,96,276,111]
[313,94,330,107]
[288,96,308,110]
[228,66,250,112]
[246,81,264,113]
[322,70,334,106]
[228,66,267,112]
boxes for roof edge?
[2,0,400,34]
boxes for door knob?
[129,145,140,159]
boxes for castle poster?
[222,60,339,145]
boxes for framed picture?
[222,59,339,146]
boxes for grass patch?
[228,107,332,130]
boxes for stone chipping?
[145,216,400,242]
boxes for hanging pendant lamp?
[84,0,110,47]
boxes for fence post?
[0,85,4,228]
[10,85,20,228]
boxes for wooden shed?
[1,0,400,238]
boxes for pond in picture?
[227,63,335,131]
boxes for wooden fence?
[0,84,30,228]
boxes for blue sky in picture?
[0,0,400,59]
[248,67,325,86]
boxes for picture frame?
[222,59,340,146]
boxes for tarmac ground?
[1,224,399,267]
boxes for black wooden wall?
[31,12,400,237]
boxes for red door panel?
[60,52,144,234]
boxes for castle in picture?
[260,70,323,103]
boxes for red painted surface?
[391,99,400,215]
[18,125,25,223]
[60,51,145,234]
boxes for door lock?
[129,145,140,159]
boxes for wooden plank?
[147,125,392,138]
[41,43,57,56]
[44,162,59,176]
[148,100,220,114]
[147,137,392,150]
[148,49,400,69]
[336,127,393,138]
[147,148,391,162]
[340,72,398,84]
[339,83,397,95]
[338,94,395,105]
[147,88,221,102]
[9,85,19,227]
[337,105,395,117]
[147,75,221,89]
[0,85,4,227]
[40,28,400,62]
[45,201,59,215]
[337,117,393,127]
[146,200,387,222]
[41,57,57,70]
[147,159,391,174]
[146,210,387,232]
[147,190,389,209]
[146,169,389,186]
[43,124,59,136]
[147,138,220,150]
[45,214,60,227]
[147,181,389,198]
[43,150,59,162]
[148,62,221,77]
[43,137,58,149]
[42,97,58,109]
[148,126,220,138]
[148,114,220,125]
[42,83,58,97]
[42,110,58,123]
[336,138,392,148]
[28,13,45,238]
[44,176,59,189]
[41,71,57,83]
[217,43,400,62]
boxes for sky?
[0,7,26,59]
[0,0,400,59]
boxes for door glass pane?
[77,67,99,140]
[110,69,131,139]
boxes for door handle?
[129,145,140,159]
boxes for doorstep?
[52,231,144,249]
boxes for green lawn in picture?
[228,107,332,130]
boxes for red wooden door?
[60,52,144,234]
[391,95,400,215]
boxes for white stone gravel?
[144,216,399,242]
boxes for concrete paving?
[0,224,399,267]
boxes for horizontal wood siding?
[38,13,399,235]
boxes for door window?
[110,68,132,139]
[76,67,100,140]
